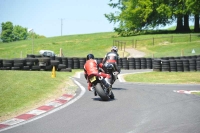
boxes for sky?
[1,0,189,38]
[0,0,119,37]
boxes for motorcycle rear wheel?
[95,83,110,101]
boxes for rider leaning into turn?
[102,46,121,74]
[84,54,111,91]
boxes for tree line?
[105,0,200,36]
[0,21,45,43]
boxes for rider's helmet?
[86,54,94,60]
[111,46,118,52]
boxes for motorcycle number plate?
[90,76,96,82]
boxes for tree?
[171,0,191,32]
[106,0,174,36]
[186,0,200,32]
[1,21,46,43]
[13,25,28,41]
[106,0,199,36]
[1,21,13,42]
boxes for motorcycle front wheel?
[95,83,110,101]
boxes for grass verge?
[124,71,200,84]
[0,70,82,122]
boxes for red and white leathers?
[84,59,111,91]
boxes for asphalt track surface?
[1,69,200,133]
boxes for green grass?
[0,70,80,118]
[0,32,200,59]
[0,32,118,59]
[124,72,200,84]
[193,92,200,96]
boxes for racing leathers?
[102,51,121,73]
[84,59,111,91]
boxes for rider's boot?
[88,83,94,91]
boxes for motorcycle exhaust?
[99,76,110,88]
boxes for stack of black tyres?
[128,58,135,69]
[40,57,51,71]
[55,57,62,64]
[182,59,189,72]
[50,60,59,70]
[169,59,177,72]
[57,64,67,71]
[161,60,170,72]
[13,58,26,70]
[55,57,67,71]
[176,59,183,72]
[0,59,2,69]
[2,59,13,70]
[79,57,86,69]
[196,57,200,71]
[62,57,68,68]
[146,58,152,69]
[67,57,73,69]
[121,57,128,69]
[25,58,38,70]
[118,58,122,69]
[36,57,50,71]
[153,59,161,71]
[73,58,79,69]
[140,58,147,69]
[135,58,141,69]
[189,58,196,71]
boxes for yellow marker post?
[51,66,56,78]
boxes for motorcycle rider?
[102,46,121,83]
[84,54,111,91]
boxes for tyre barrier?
[153,59,161,71]
[182,59,189,72]
[0,59,2,68]
[197,57,200,71]
[169,59,177,72]
[79,58,86,69]
[67,57,73,69]
[62,57,68,68]
[176,59,183,72]
[0,55,200,72]
[189,59,196,71]
[118,58,123,69]
[135,58,141,69]
[141,58,147,69]
[0,56,72,72]
[146,58,153,69]
[161,60,170,72]
[73,57,79,69]
[128,58,135,69]
[121,58,129,70]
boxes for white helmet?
[111,46,118,52]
